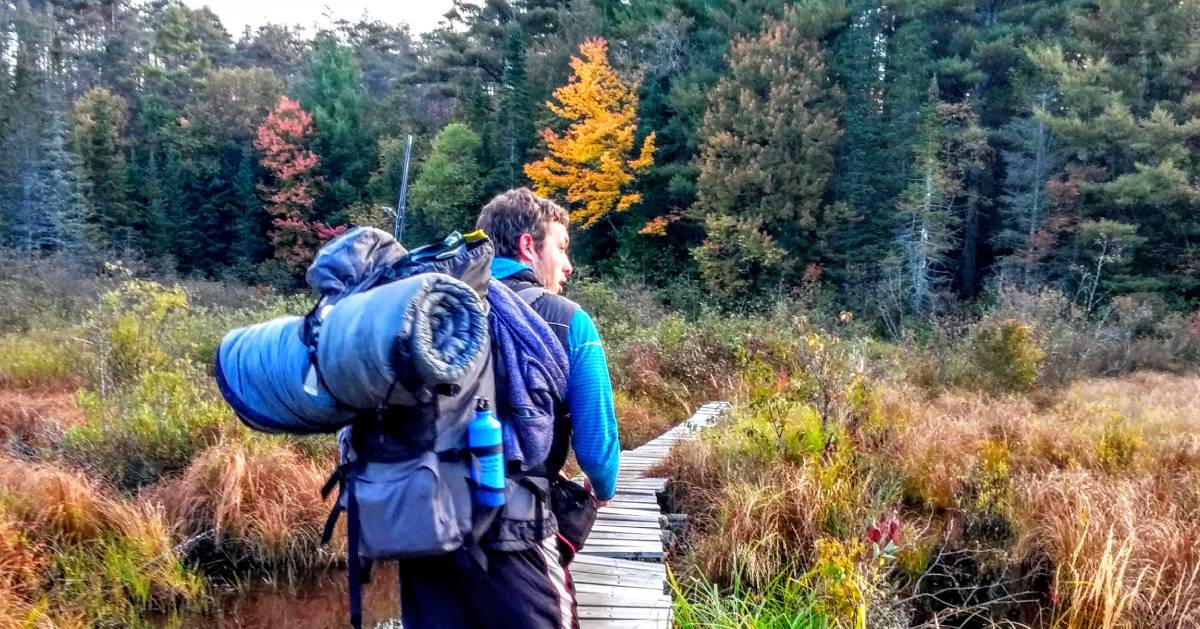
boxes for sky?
[180,1,460,37]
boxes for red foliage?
[254,96,339,274]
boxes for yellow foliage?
[524,37,656,229]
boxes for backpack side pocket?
[350,450,462,559]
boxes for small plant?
[966,318,1044,393]
[81,280,190,396]
[66,365,234,490]
[970,437,1014,516]
[0,330,81,390]
[1096,415,1142,473]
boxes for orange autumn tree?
[524,37,656,229]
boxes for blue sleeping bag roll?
[315,272,488,408]
[216,272,488,434]
[216,315,354,434]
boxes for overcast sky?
[180,1,460,37]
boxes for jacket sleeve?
[565,308,620,501]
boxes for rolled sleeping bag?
[215,272,488,434]
[215,315,354,434]
[316,272,487,408]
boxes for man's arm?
[565,308,620,502]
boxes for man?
[398,188,620,629]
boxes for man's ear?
[517,233,538,263]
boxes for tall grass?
[161,439,337,585]
[671,566,835,629]
[0,455,204,626]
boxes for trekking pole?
[394,134,414,243]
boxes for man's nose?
[563,260,573,276]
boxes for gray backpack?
[310,230,554,629]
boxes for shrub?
[81,280,190,394]
[65,366,236,490]
[965,319,1043,393]
[1096,415,1143,473]
[0,330,82,390]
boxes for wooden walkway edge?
[574,401,730,629]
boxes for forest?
[2,0,1200,627]
[3,0,1197,321]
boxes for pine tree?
[892,81,989,317]
[70,87,132,249]
[524,37,656,229]
[410,123,484,236]
[995,93,1064,286]
[1033,0,1200,299]
[231,145,267,266]
[302,31,368,219]
[23,111,90,254]
[691,10,844,299]
[497,24,533,190]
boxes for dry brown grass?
[0,388,84,453]
[0,454,110,543]
[0,454,200,624]
[614,390,675,449]
[669,370,1200,626]
[160,439,337,577]
[1020,472,1200,628]
[0,452,181,563]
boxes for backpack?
[217,228,559,629]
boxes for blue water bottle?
[468,398,506,508]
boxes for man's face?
[529,222,573,294]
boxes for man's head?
[476,188,573,294]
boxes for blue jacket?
[491,258,620,500]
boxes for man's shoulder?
[530,290,581,328]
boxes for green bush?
[65,366,236,490]
[965,319,1043,393]
[0,329,81,388]
[81,280,191,394]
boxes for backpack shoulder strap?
[517,285,550,306]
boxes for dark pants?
[398,536,579,629]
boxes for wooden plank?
[576,589,669,607]
[592,507,663,520]
[576,619,666,629]
[588,529,663,541]
[578,605,673,619]
[571,557,665,574]
[575,583,665,597]
[571,571,665,590]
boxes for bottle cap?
[475,397,490,412]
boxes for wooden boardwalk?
[574,401,730,629]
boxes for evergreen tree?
[301,31,368,219]
[21,111,90,254]
[891,81,989,317]
[1033,0,1200,300]
[497,25,534,190]
[70,87,132,249]
[691,10,845,299]
[230,145,267,266]
[410,123,484,236]
[995,93,1065,287]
